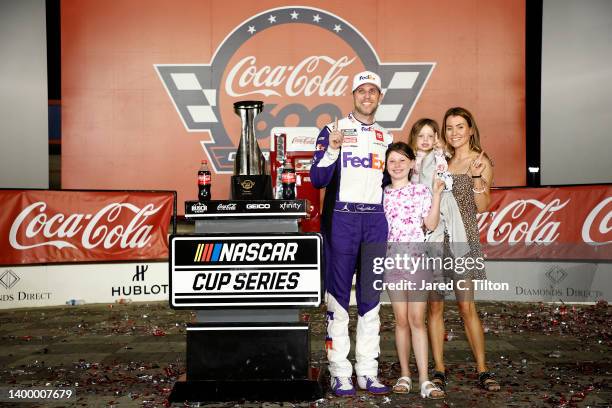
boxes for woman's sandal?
[478,371,500,391]
[392,376,412,394]
[431,371,447,390]
[420,380,446,399]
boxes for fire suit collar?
[348,112,375,127]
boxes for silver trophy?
[231,101,272,200]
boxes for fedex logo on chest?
[342,151,384,170]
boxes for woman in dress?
[427,107,500,392]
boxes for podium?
[168,199,323,402]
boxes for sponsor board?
[0,263,168,309]
[475,261,611,302]
[170,234,322,308]
[480,185,612,260]
[0,190,175,265]
[185,199,306,218]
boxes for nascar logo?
[194,242,298,262]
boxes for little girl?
[383,142,446,399]
[408,118,468,255]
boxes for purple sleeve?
[309,126,336,189]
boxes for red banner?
[479,185,612,260]
[0,190,175,265]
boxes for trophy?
[231,101,273,200]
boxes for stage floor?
[0,301,609,407]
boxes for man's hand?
[328,117,344,150]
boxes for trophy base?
[231,175,273,200]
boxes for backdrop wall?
[541,0,612,185]
[0,0,49,189]
[60,0,526,209]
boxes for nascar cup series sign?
[170,234,322,308]
[155,6,434,173]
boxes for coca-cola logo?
[478,198,569,245]
[581,197,612,246]
[217,203,237,211]
[155,6,434,173]
[9,202,162,250]
[288,136,317,146]
[226,55,354,98]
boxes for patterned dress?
[384,183,432,243]
[383,183,432,294]
[445,174,486,280]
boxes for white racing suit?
[310,113,393,377]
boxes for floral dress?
[383,183,432,292]
[384,183,432,242]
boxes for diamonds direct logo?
[545,265,568,285]
[155,6,435,173]
[0,270,20,289]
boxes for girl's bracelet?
[472,187,486,194]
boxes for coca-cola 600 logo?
[155,6,434,173]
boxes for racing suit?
[310,112,393,378]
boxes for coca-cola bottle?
[281,158,296,200]
[198,160,212,201]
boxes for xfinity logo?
[246,203,270,210]
[280,202,302,211]
[0,270,20,289]
[194,242,298,262]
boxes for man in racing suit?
[310,71,393,396]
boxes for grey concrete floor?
[0,301,610,407]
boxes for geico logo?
[194,242,299,262]
[342,152,384,170]
[246,203,270,209]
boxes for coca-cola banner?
[480,185,612,260]
[0,190,175,265]
[61,1,526,211]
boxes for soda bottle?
[281,158,296,199]
[197,160,211,201]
